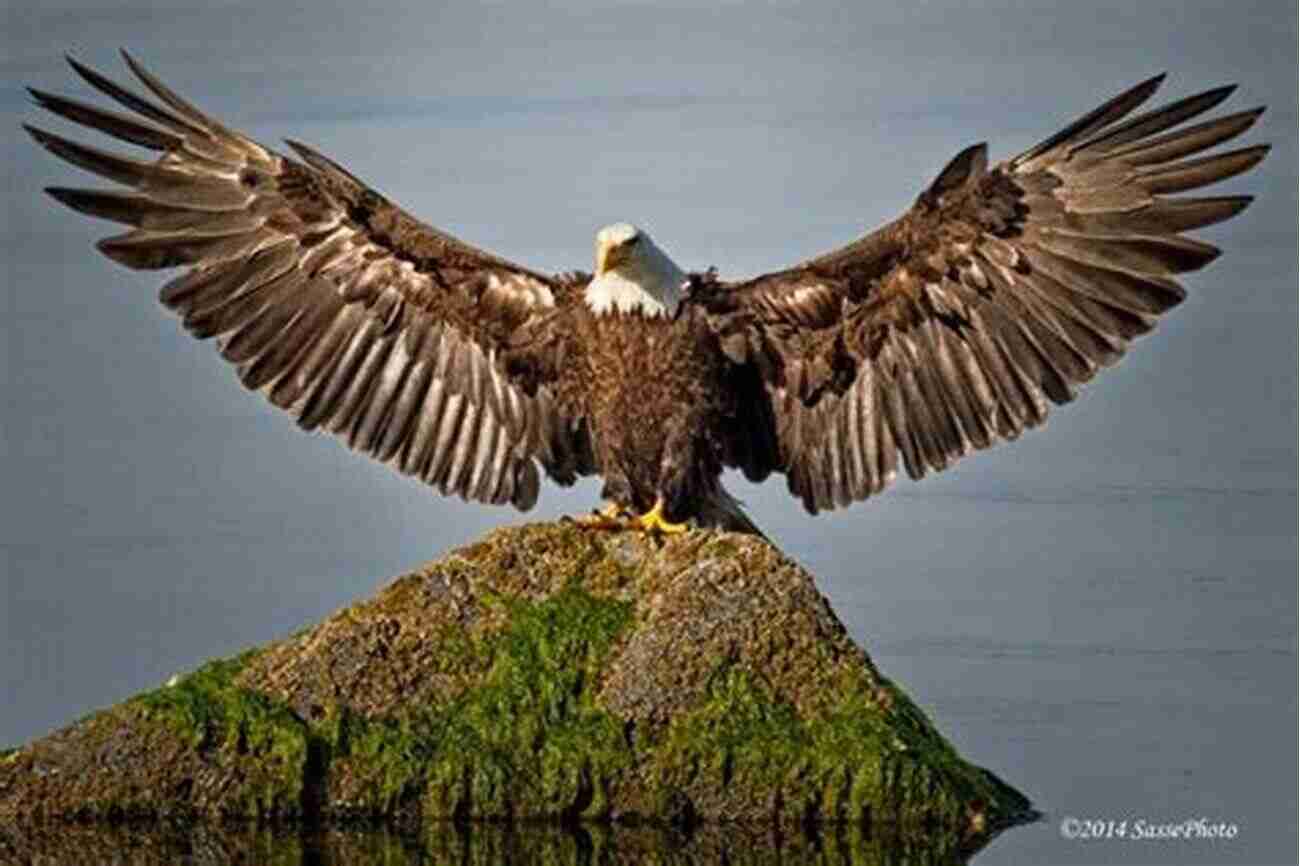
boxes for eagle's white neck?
[584,233,686,318]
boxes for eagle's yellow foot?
[634,498,690,535]
[570,502,628,530]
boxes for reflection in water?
[1,820,1025,865]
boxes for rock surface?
[0,523,1031,837]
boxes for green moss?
[650,665,1025,826]
[651,665,808,822]
[319,582,636,820]
[130,647,309,816]
[135,649,276,746]
[311,707,436,816]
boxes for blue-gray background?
[3,1,1295,863]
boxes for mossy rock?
[0,523,1031,840]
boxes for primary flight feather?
[26,53,1268,535]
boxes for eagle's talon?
[571,502,628,531]
[635,498,690,535]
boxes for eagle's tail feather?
[696,484,768,541]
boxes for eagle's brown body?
[26,54,1269,537]
[562,306,740,524]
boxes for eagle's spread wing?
[707,75,1268,513]
[27,52,594,509]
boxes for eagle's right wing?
[705,75,1268,513]
[26,52,595,510]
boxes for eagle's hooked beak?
[595,236,634,277]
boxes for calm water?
[1,821,1009,865]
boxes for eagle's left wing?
[703,75,1268,513]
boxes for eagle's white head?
[586,222,686,317]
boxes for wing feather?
[711,75,1266,512]
[28,54,592,510]
[427,391,466,489]
[1108,109,1265,165]
[927,318,986,451]
[243,290,343,392]
[354,343,409,453]
[219,270,308,364]
[406,377,448,478]
[381,357,434,463]
[445,400,483,497]
[840,376,867,501]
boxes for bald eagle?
[26,54,1268,535]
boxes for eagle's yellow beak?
[595,237,631,277]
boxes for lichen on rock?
[0,522,1032,839]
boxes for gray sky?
[2,4,1296,845]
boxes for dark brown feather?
[1112,108,1266,165]
[25,124,149,186]
[379,358,434,463]
[45,188,156,226]
[218,270,308,364]
[1137,145,1271,194]
[241,286,344,392]
[1069,85,1236,157]
[331,335,396,440]
[27,87,182,151]
[65,54,211,141]
[1012,73,1166,172]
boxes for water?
[1,821,1006,865]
